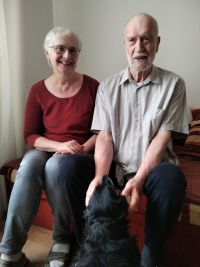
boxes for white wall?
[52,0,200,111]
[23,0,53,98]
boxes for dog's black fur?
[75,175,140,267]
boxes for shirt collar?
[119,67,130,85]
[119,65,160,85]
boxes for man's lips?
[133,53,148,60]
[134,56,147,60]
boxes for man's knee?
[60,154,86,174]
[59,154,95,185]
[145,161,187,198]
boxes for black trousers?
[59,154,186,262]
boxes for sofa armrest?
[0,158,23,202]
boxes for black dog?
[74,175,140,267]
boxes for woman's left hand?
[54,140,85,155]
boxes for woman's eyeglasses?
[49,45,81,56]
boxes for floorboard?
[0,218,79,267]
[0,218,52,267]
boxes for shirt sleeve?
[24,87,44,147]
[91,82,111,133]
[159,77,189,135]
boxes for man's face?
[124,15,160,73]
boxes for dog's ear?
[100,175,114,189]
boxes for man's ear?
[156,36,161,53]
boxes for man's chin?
[130,64,151,73]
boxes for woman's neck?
[45,72,83,98]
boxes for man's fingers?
[85,187,95,206]
[128,194,141,213]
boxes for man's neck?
[129,66,152,83]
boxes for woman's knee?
[19,149,50,172]
[44,154,68,188]
[16,149,50,185]
[45,154,66,175]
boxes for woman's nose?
[63,48,71,57]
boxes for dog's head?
[83,175,130,243]
[86,175,129,222]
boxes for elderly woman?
[0,27,99,267]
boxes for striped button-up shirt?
[91,65,189,185]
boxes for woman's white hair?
[43,26,82,52]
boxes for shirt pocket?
[143,109,165,139]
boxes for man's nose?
[135,38,144,51]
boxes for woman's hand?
[55,140,84,155]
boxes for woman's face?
[46,34,80,76]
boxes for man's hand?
[85,177,102,206]
[122,176,143,213]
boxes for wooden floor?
[0,218,78,267]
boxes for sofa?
[1,108,200,266]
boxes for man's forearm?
[135,130,172,183]
[122,130,172,212]
[85,131,114,206]
[94,131,113,179]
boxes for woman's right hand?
[55,140,84,155]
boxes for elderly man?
[59,13,188,267]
